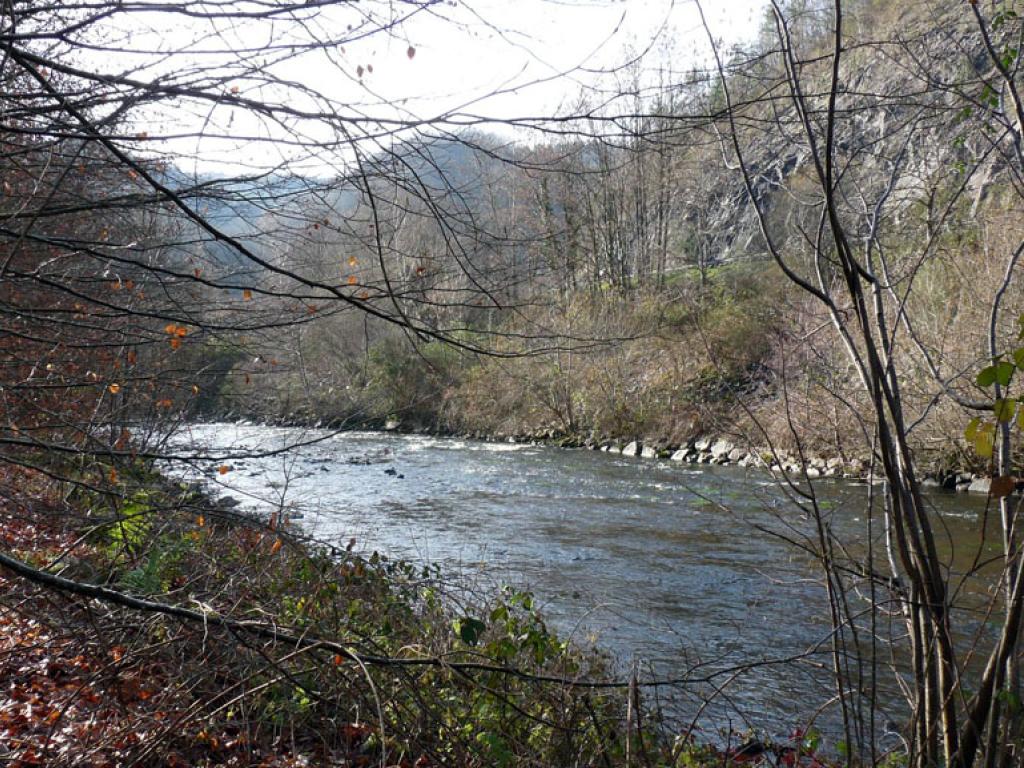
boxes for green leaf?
[980,362,1015,387]
[1018,407,1024,432]
[976,424,996,459]
[995,398,1017,422]
[966,417,982,442]
[454,616,486,646]
[1014,347,1024,369]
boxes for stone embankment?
[577,436,1006,495]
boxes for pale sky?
[93,0,768,174]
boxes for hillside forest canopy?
[3,1,1024,767]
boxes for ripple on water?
[166,423,994,742]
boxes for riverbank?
[0,455,852,767]
[213,411,1009,496]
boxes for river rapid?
[169,423,995,746]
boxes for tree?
[697,0,1024,765]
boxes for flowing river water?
[170,423,997,747]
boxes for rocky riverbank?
[220,413,1008,496]
[454,427,1008,496]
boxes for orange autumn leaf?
[242,289,252,301]
[217,465,230,475]
[270,538,283,555]
[348,255,358,267]
[108,383,121,394]
[109,468,118,483]
[164,323,177,334]
[333,654,345,666]
[126,350,137,365]
[347,275,357,285]
[196,515,205,527]
[169,338,181,350]
[175,326,188,337]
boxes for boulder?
[728,448,746,463]
[640,445,658,459]
[670,449,689,462]
[968,477,991,495]
[710,440,734,459]
[622,441,640,457]
[694,437,712,452]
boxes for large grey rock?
[968,478,991,494]
[728,448,746,463]
[670,449,689,462]
[694,437,712,452]
[710,440,734,459]
[622,441,640,457]
[640,445,658,459]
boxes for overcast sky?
[333,0,767,120]
[101,0,768,174]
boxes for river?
[169,422,995,747]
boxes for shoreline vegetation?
[0,457,842,767]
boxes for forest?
[2,0,1024,766]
